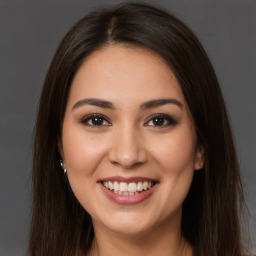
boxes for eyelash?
[80,113,178,127]
[145,114,178,127]
[81,114,111,127]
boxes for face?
[59,45,204,237]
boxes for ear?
[194,145,205,171]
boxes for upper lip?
[99,176,158,183]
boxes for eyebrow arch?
[72,98,183,111]
[72,98,115,110]
[140,98,183,110]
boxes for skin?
[59,44,204,256]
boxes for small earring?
[60,160,67,174]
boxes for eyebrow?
[72,98,183,111]
[140,98,183,110]
[72,98,116,110]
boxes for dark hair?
[29,2,246,255]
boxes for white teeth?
[109,181,113,190]
[137,182,143,191]
[113,181,119,191]
[120,182,128,192]
[142,181,148,190]
[102,180,154,195]
[128,182,137,193]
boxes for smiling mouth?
[101,181,156,195]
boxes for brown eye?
[151,117,165,126]
[90,117,104,125]
[81,114,111,126]
[145,114,178,127]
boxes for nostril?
[108,147,148,168]
[108,131,148,168]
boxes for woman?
[29,2,247,256]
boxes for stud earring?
[60,160,67,174]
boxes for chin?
[94,212,155,236]
[106,223,151,237]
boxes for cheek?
[62,128,107,177]
[61,130,107,212]
[148,130,196,217]
[151,128,197,175]
[149,127,196,200]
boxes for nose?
[108,125,148,169]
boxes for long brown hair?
[29,2,246,255]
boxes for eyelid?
[144,113,178,127]
[80,113,177,127]
[80,113,112,126]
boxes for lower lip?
[99,182,157,205]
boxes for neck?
[88,219,192,256]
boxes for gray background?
[0,0,255,255]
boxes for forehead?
[67,44,187,108]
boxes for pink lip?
[98,177,158,205]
